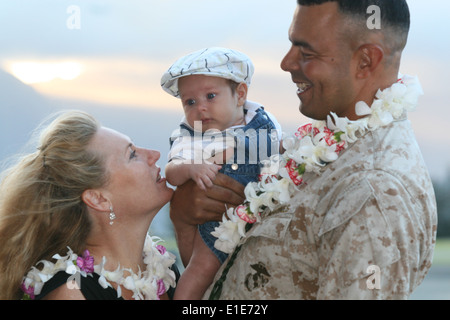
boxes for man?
[170,0,437,299]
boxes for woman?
[0,110,177,300]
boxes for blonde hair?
[0,110,108,299]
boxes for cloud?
[5,61,83,84]
[2,57,175,109]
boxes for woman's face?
[91,127,173,220]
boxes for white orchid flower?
[212,208,247,254]
[244,182,266,215]
[355,101,372,117]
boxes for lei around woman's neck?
[21,235,176,300]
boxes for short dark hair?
[297,0,410,52]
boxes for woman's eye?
[207,93,216,100]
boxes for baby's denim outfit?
[169,105,280,263]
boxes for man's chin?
[299,103,314,119]
[299,103,327,121]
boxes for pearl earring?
[109,206,116,225]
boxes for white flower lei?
[212,74,423,254]
[21,235,177,300]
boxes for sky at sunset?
[0,0,449,179]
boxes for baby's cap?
[161,47,254,98]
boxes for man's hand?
[170,173,245,225]
[169,173,245,266]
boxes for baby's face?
[178,75,246,132]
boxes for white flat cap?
[161,47,254,97]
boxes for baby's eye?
[129,149,137,160]
[186,99,196,106]
[207,93,216,100]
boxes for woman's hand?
[170,173,245,225]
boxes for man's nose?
[281,46,302,73]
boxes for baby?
[161,47,282,299]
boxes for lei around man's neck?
[211,74,423,255]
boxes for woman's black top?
[35,265,180,300]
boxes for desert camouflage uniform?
[204,116,437,300]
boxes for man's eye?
[129,150,137,159]
[301,51,314,60]
[207,93,216,100]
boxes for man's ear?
[236,82,248,107]
[355,44,384,79]
[81,189,110,212]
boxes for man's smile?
[296,82,312,95]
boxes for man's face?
[281,3,357,120]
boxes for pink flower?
[285,159,304,186]
[156,279,166,300]
[21,282,35,300]
[258,173,278,183]
[76,250,94,274]
[334,141,346,154]
[323,127,336,146]
[236,204,257,224]
[296,124,318,139]
[155,245,167,256]
[322,128,346,154]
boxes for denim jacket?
[169,103,281,263]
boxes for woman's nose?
[146,149,160,164]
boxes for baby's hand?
[189,163,222,191]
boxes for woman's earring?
[109,206,116,225]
